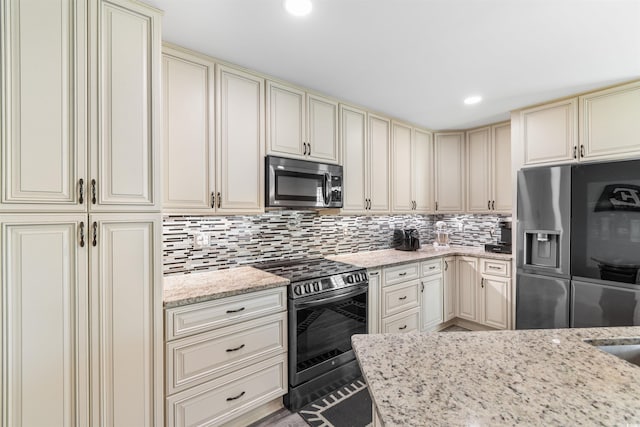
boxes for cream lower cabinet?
[380,263,421,333]
[0,0,161,212]
[457,256,511,329]
[420,259,443,331]
[1,213,163,427]
[367,269,381,334]
[434,132,465,213]
[391,122,434,214]
[443,256,457,322]
[340,107,391,214]
[165,287,288,427]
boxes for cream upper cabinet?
[492,123,512,213]
[162,48,215,212]
[456,257,478,322]
[466,123,512,214]
[413,128,434,213]
[443,256,457,322]
[391,123,434,214]
[434,132,465,213]
[392,122,414,213]
[466,127,492,213]
[340,104,368,213]
[91,0,161,211]
[1,0,87,211]
[1,215,90,427]
[1,0,161,212]
[521,98,578,166]
[267,81,339,163]
[368,114,391,213]
[161,50,264,215]
[216,65,265,213]
[89,214,162,427]
[579,81,640,161]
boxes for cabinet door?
[93,0,161,210]
[266,81,305,158]
[456,257,478,322]
[482,275,510,329]
[162,49,215,212]
[216,65,265,213]
[521,98,577,166]
[492,123,512,213]
[413,129,434,213]
[443,256,457,321]
[580,81,640,161]
[421,275,443,331]
[307,93,339,163]
[466,127,492,213]
[434,132,465,213]
[1,215,89,426]
[1,0,87,211]
[340,105,368,213]
[391,122,413,213]
[368,114,391,213]
[90,213,162,427]
[367,270,381,334]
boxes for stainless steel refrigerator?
[516,160,640,329]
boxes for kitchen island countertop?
[352,327,640,426]
[163,266,289,308]
[327,245,511,269]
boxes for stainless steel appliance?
[393,228,421,251]
[571,159,640,326]
[485,220,513,254]
[253,258,367,410]
[516,165,572,329]
[265,155,343,209]
[516,160,640,329]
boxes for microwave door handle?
[323,173,331,205]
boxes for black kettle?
[393,229,421,251]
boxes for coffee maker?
[393,229,421,251]
[485,220,512,254]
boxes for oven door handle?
[294,285,368,309]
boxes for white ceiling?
[144,0,640,130]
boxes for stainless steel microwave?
[265,156,343,209]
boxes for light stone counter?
[163,266,289,308]
[352,327,640,426]
[327,245,512,269]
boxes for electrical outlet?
[193,232,209,248]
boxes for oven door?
[289,284,367,387]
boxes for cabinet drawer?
[166,355,287,427]
[383,262,419,286]
[421,259,442,276]
[167,312,286,394]
[165,287,287,341]
[381,280,420,317]
[381,307,420,334]
[481,259,511,277]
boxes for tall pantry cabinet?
[0,1,163,426]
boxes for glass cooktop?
[252,258,362,283]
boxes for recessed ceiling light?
[284,0,312,16]
[464,95,482,105]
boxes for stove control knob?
[346,275,354,284]
[294,285,303,296]
[304,283,311,294]
[313,281,321,292]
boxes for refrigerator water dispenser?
[525,231,560,268]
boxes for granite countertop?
[352,327,640,426]
[163,266,289,308]
[327,245,512,269]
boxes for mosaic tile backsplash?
[163,212,510,276]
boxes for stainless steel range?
[253,258,368,410]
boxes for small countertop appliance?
[485,220,512,254]
[393,229,421,251]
